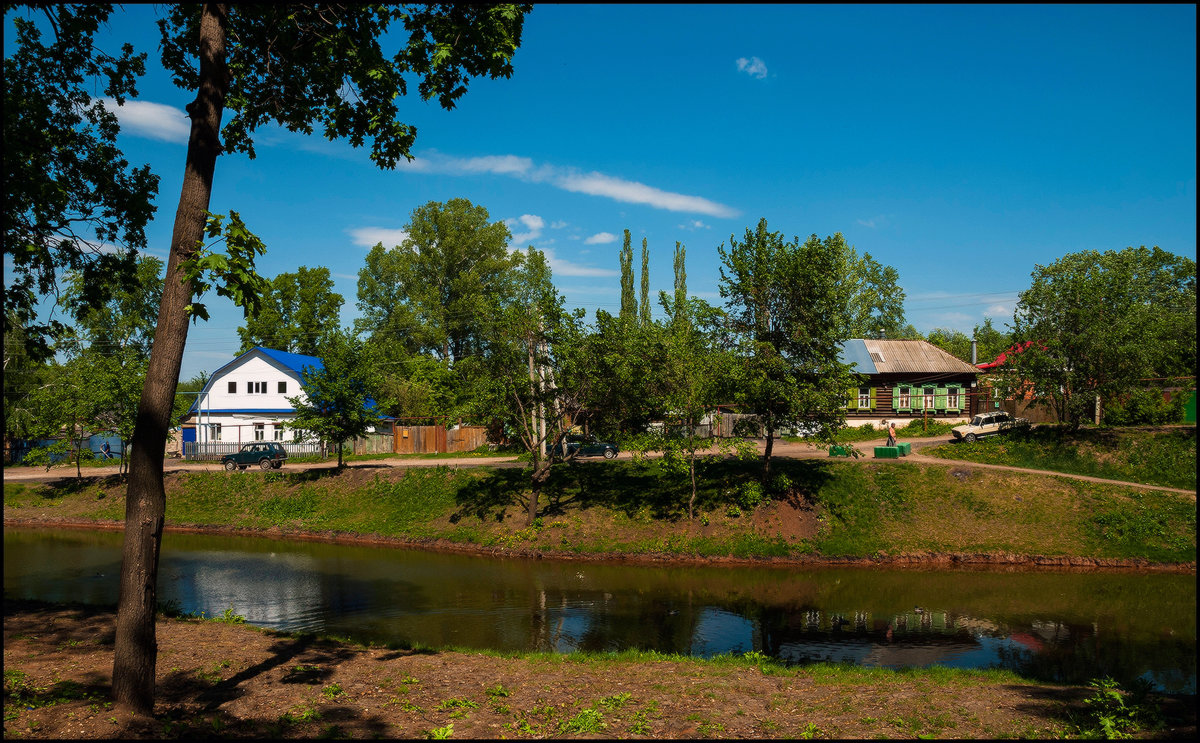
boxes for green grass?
[7,436,1195,563]
[923,425,1197,490]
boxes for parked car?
[222,442,288,471]
[560,434,619,460]
[951,412,1029,443]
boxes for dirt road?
[5,435,1194,495]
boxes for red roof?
[977,340,1042,370]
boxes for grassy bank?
[924,426,1197,491]
[5,455,1195,564]
[8,599,1192,739]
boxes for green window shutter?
[846,388,856,409]
[911,388,923,410]
[935,387,948,411]
[945,384,962,412]
[891,386,902,411]
[869,386,877,410]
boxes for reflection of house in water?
[758,608,985,668]
[167,551,323,629]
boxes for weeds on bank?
[924,426,1196,490]
[1069,677,1163,739]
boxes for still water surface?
[4,527,1194,693]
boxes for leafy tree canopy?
[288,329,383,468]
[1009,246,1196,425]
[356,198,519,364]
[237,266,344,356]
[4,4,159,361]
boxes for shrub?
[736,481,764,510]
[1104,388,1186,426]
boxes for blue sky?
[9,4,1196,381]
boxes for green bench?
[829,445,852,457]
[874,446,900,459]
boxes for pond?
[4,526,1195,693]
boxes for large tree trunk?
[112,4,229,716]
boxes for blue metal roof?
[838,340,877,374]
[257,347,324,375]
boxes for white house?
[181,346,325,447]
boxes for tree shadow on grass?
[447,456,840,524]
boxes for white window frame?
[273,425,284,441]
[210,423,222,441]
[899,387,911,408]
[857,387,871,409]
[254,422,265,441]
[923,387,935,409]
[947,388,960,409]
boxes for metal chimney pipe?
[971,340,977,365]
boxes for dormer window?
[248,381,266,394]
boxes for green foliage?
[717,219,860,474]
[559,707,607,734]
[1103,387,1187,426]
[424,723,454,739]
[179,211,272,323]
[1010,246,1196,426]
[1074,677,1161,739]
[288,329,382,468]
[238,266,344,356]
[4,5,159,361]
[355,199,520,366]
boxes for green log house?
[839,339,982,422]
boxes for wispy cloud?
[555,172,738,218]
[677,220,711,231]
[101,98,190,143]
[986,304,1011,317]
[584,232,618,245]
[348,227,409,248]
[736,56,768,79]
[506,213,545,245]
[542,248,618,278]
[856,215,890,229]
[106,100,738,218]
[550,220,569,229]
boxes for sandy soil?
[6,598,1196,740]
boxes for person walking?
[885,422,897,447]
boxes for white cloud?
[541,248,618,278]
[584,232,618,245]
[505,214,546,245]
[111,98,739,218]
[986,304,1011,317]
[348,227,409,248]
[856,215,889,229]
[557,171,738,218]
[677,220,711,231]
[550,220,569,229]
[101,98,190,143]
[736,56,768,80]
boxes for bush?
[736,481,765,510]
[1104,388,1186,426]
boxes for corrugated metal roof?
[860,339,980,374]
[839,339,878,374]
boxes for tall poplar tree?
[640,236,651,326]
[619,228,636,321]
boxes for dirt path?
[5,435,1194,496]
[5,598,1196,740]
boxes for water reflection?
[3,527,1194,693]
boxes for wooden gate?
[393,425,489,454]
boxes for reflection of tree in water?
[992,621,1197,694]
